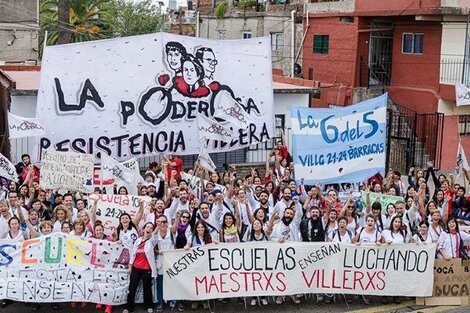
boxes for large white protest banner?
[8,113,46,139]
[36,33,274,160]
[162,242,436,300]
[290,93,387,184]
[40,150,93,192]
[0,153,18,182]
[0,233,129,305]
[87,194,151,236]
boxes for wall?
[10,95,37,117]
[302,15,358,107]
[200,13,301,76]
[8,95,38,163]
[246,92,310,162]
[440,22,467,85]
[388,20,442,113]
[0,0,39,62]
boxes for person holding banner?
[92,221,113,313]
[123,222,160,313]
[188,220,213,310]
[23,216,58,310]
[113,200,144,248]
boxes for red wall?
[302,17,357,86]
[388,20,442,113]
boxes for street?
[3,298,469,313]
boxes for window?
[271,32,283,52]
[313,35,329,54]
[402,33,423,54]
[459,115,470,136]
[218,31,226,40]
[243,31,252,39]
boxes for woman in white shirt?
[355,215,382,245]
[382,215,411,244]
[438,217,470,260]
[4,217,26,241]
[412,220,433,244]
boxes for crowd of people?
[1,139,470,313]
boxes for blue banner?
[290,93,387,184]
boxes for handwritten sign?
[87,194,151,236]
[290,94,387,184]
[162,242,436,300]
[0,233,129,305]
[40,150,93,192]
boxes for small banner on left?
[0,233,129,305]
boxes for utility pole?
[57,0,71,44]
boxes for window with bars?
[402,33,423,54]
[243,31,252,39]
[313,35,329,54]
[459,115,470,136]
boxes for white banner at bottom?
[162,242,436,300]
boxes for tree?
[40,0,164,47]
[105,0,164,37]
[40,0,113,45]
[57,0,71,44]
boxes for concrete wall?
[0,0,39,62]
[200,13,302,76]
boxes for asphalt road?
[2,298,469,313]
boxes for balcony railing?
[440,58,470,85]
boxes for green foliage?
[237,0,257,9]
[40,0,164,46]
[105,0,164,37]
[40,0,114,45]
[215,1,228,19]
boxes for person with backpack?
[328,216,354,243]
[381,215,410,304]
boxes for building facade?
[302,0,470,171]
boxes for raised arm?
[91,198,98,225]
[132,199,144,226]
